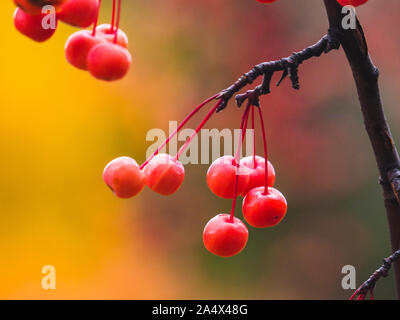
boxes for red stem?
[251,106,256,168]
[349,289,359,300]
[175,101,222,161]
[257,106,269,195]
[92,0,102,36]
[113,0,122,44]
[140,94,218,170]
[233,105,250,165]
[229,103,251,223]
[110,0,116,32]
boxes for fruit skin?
[144,154,185,196]
[87,42,132,81]
[14,8,57,42]
[203,214,248,258]
[336,0,368,7]
[103,156,145,199]
[207,156,250,199]
[256,0,277,3]
[65,30,105,70]
[240,156,275,196]
[95,24,129,48]
[14,0,66,15]
[58,0,99,28]
[242,186,287,228]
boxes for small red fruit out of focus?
[87,42,132,81]
[65,30,105,70]
[240,156,275,196]
[14,0,66,15]
[207,155,250,199]
[144,154,185,196]
[242,186,287,228]
[14,8,57,42]
[58,0,99,28]
[95,24,129,48]
[203,214,248,258]
[103,156,146,199]
[336,0,368,7]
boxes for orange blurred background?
[1,0,400,299]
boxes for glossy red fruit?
[256,0,277,3]
[144,154,185,196]
[95,24,128,48]
[14,8,57,42]
[203,214,248,258]
[240,156,275,196]
[103,156,145,199]
[14,0,66,15]
[242,186,287,228]
[65,30,105,70]
[207,156,250,199]
[336,0,368,7]
[87,42,132,81]
[58,0,99,28]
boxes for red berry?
[144,154,185,196]
[336,0,368,7]
[13,8,57,42]
[242,186,287,228]
[203,214,248,258]
[103,156,145,199]
[58,0,99,28]
[207,156,250,199]
[14,0,66,15]
[256,0,277,3]
[87,42,132,81]
[95,24,129,48]
[240,156,275,196]
[65,30,105,70]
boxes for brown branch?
[323,0,400,298]
[350,250,400,300]
[216,32,341,111]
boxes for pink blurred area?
[1,0,400,299]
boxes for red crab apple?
[336,0,368,7]
[95,24,129,48]
[65,30,105,70]
[14,8,57,42]
[103,156,145,199]
[14,0,66,15]
[58,0,99,28]
[87,42,132,81]
[240,156,275,196]
[203,214,248,258]
[144,154,185,196]
[242,186,287,228]
[207,156,250,199]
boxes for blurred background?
[1,0,400,299]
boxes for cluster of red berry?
[256,0,368,7]
[103,94,287,258]
[13,0,131,81]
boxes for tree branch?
[322,0,400,298]
[350,250,400,300]
[216,31,341,111]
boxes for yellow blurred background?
[1,0,400,299]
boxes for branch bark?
[323,0,400,299]
[216,33,340,111]
[350,249,400,300]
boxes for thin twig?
[216,30,341,112]
[350,250,400,300]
